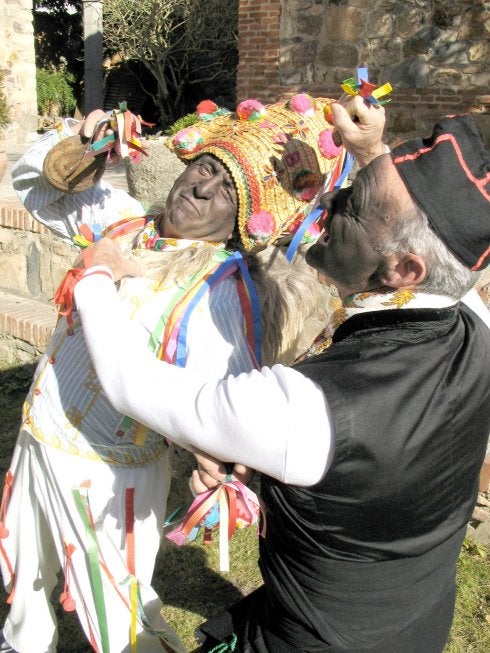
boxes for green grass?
[157,529,490,652]
[446,540,490,653]
[0,364,489,651]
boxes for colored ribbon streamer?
[59,216,148,329]
[125,488,137,653]
[53,268,85,329]
[286,207,324,262]
[149,250,262,369]
[174,252,262,368]
[131,578,188,653]
[165,478,265,573]
[341,67,392,106]
[72,216,148,250]
[88,102,152,164]
[72,488,111,653]
[286,150,353,262]
[334,152,355,190]
[234,254,263,368]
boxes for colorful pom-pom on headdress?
[171,126,204,155]
[196,100,231,122]
[236,99,267,123]
[289,93,315,117]
[167,95,344,252]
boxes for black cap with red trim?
[391,115,490,271]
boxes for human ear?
[381,254,427,289]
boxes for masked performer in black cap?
[73,96,489,653]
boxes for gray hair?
[373,204,480,300]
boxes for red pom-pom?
[61,594,76,612]
[197,100,218,116]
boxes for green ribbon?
[72,488,111,653]
[208,634,238,652]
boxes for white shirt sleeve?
[12,121,144,243]
[74,271,334,486]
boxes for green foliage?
[36,67,77,117]
[33,1,83,108]
[103,0,238,128]
[0,72,9,129]
[164,112,198,136]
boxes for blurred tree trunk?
[83,0,104,114]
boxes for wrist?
[354,142,388,168]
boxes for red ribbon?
[53,267,85,329]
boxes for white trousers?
[0,430,182,653]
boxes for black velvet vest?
[256,305,490,652]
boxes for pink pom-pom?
[319,130,343,159]
[236,99,266,122]
[247,210,275,241]
[172,126,203,154]
[62,596,76,612]
[290,93,314,117]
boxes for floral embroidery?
[292,169,319,201]
[136,220,223,252]
[381,289,416,308]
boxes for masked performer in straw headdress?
[0,96,346,653]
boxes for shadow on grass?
[154,542,243,618]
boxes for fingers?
[232,463,254,485]
[80,110,109,141]
[191,468,217,494]
[331,96,387,168]
[82,238,143,281]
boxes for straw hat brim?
[43,135,106,194]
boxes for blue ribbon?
[285,207,323,263]
[175,251,262,368]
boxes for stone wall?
[237,0,490,146]
[2,1,489,145]
[0,0,38,140]
[0,205,76,366]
